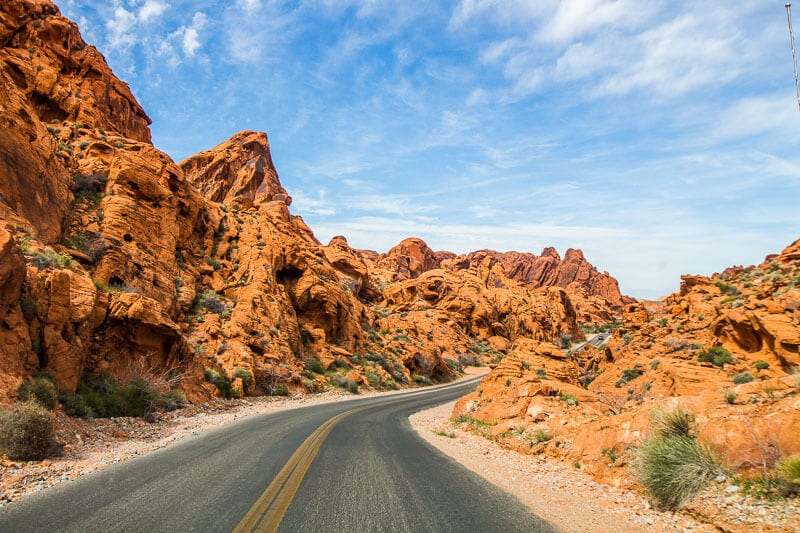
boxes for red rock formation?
[451,247,629,309]
[180,131,290,208]
[452,236,800,491]
[0,0,627,410]
[375,237,442,280]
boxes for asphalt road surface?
[0,377,555,533]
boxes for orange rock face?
[453,237,800,489]
[0,0,625,408]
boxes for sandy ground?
[408,400,710,533]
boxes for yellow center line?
[233,407,365,533]
[233,378,480,533]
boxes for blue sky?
[59,0,800,298]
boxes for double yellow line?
[233,376,481,533]
[232,407,364,533]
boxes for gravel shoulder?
[1,370,484,506]
[409,400,800,533]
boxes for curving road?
[0,377,555,532]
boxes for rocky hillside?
[0,0,625,405]
[453,237,800,508]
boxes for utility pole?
[787,3,800,112]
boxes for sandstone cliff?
[453,237,800,492]
[0,0,622,406]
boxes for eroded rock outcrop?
[453,237,800,489]
[0,0,623,407]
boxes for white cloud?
[536,0,649,44]
[595,13,740,97]
[180,12,207,57]
[105,5,137,50]
[138,0,167,23]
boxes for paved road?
[0,377,555,533]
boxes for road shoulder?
[409,400,711,533]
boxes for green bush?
[651,406,694,438]
[533,428,552,443]
[724,389,737,404]
[697,346,732,367]
[776,454,800,494]
[204,368,232,398]
[635,435,723,510]
[365,370,382,388]
[559,393,578,406]
[304,359,325,374]
[383,378,399,390]
[30,247,75,269]
[195,291,227,315]
[615,368,642,387]
[0,401,55,460]
[732,372,755,385]
[18,376,58,411]
[269,383,290,396]
[232,367,253,389]
[332,375,359,394]
[62,372,185,418]
[753,360,770,371]
[63,231,107,263]
[155,389,186,412]
[412,374,432,386]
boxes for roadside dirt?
[0,369,486,506]
[409,400,800,533]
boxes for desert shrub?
[724,389,737,404]
[63,231,107,263]
[86,378,157,418]
[651,406,694,438]
[635,435,723,510]
[753,360,770,371]
[30,247,75,269]
[269,383,290,396]
[559,393,578,406]
[155,389,186,411]
[635,407,723,510]
[697,346,733,367]
[383,378,399,390]
[70,173,107,198]
[533,428,552,443]
[195,291,227,315]
[0,401,55,460]
[302,378,320,393]
[304,359,325,375]
[536,367,547,379]
[232,368,253,389]
[650,358,660,370]
[615,368,642,387]
[204,368,232,398]
[59,392,93,418]
[327,358,350,371]
[412,374,432,386]
[332,375,358,394]
[445,358,463,372]
[17,377,58,411]
[776,454,800,494]
[714,280,740,296]
[365,370,382,388]
[732,372,755,385]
